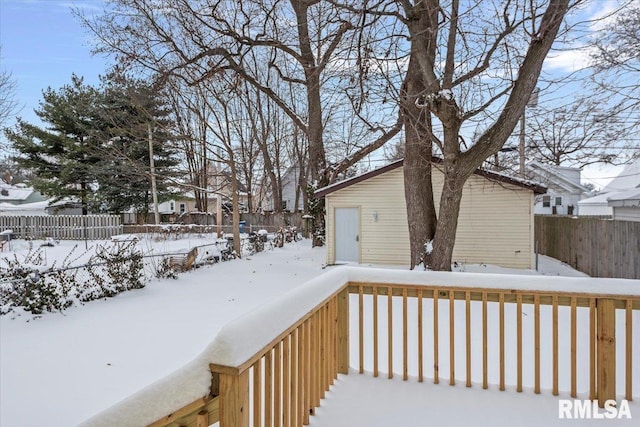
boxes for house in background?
[44,200,84,215]
[315,159,546,269]
[0,182,49,216]
[128,168,251,223]
[525,161,590,216]
[578,158,640,217]
[261,164,306,212]
[0,182,47,206]
[607,188,640,222]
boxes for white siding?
[326,168,409,265]
[326,166,534,269]
[612,206,640,222]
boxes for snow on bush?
[80,241,145,301]
[0,241,145,316]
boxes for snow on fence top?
[79,267,640,427]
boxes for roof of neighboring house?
[601,158,640,193]
[315,158,547,198]
[0,183,39,202]
[607,188,640,207]
[0,200,49,215]
[577,159,640,206]
[577,192,614,206]
[525,161,589,194]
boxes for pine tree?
[6,75,102,214]
[93,73,180,215]
[6,73,180,216]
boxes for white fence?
[0,215,123,240]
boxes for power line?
[582,171,640,180]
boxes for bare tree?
[167,83,212,213]
[379,0,575,270]
[78,0,402,198]
[590,2,640,129]
[585,1,640,162]
[526,98,632,167]
[0,46,20,129]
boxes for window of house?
[555,197,562,206]
[542,195,550,207]
[281,200,288,211]
[170,202,175,211]
[179,203,186,213]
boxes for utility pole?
[148,123,160,225]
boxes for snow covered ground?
[310,371,639,427]
[0,236,635,426]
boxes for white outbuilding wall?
[320,163,538,269]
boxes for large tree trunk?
[429,171,465,271]
[291,0,326,186]
[230,161,241,255]
[405,0,570,271]
[401,57,437,269]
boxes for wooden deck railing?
[79,268,640,427]
[208,286,349,427]
[350,283,639,407]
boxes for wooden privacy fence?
[0,215,122,240]
[535,215,640,279]
[80,268,640,427]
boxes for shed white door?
[335,207,359,263]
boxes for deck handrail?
[79,267,640,427]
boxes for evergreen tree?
[93,73,180,215]
[6,75,102,214]
[6,73,180,216]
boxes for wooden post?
[590,298,597,400]
[337,288,350,375]
[433,289,439,384]
[196,411,209,427]
[403,288,408,381]
[552,295,559,396]
[388,286,393,379]
[358,286,364,374]
[482,292,488,390]
[373,286,379,378]
[626,300,633,401]
[516,294,523,392]
[219,370,250,427]
[418,289,423,383]
[597,298,616,407]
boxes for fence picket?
[0,215,122,240]
[535,215,640,279]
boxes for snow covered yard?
[1,235,637,427]
[1,236,326,427]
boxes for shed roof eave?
[315,158,546,198]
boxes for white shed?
[607,188,640,222]
[315,159,546,269]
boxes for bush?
[1,241,146,316]
[80,241,145,302]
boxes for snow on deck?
[81,266,639,427]
[310,371,640,427]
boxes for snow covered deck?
[80,267,640,427]
[309,371,640,427]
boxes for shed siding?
[326,168,409,265]
[612,206,640,222]
[325,166,534,269]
